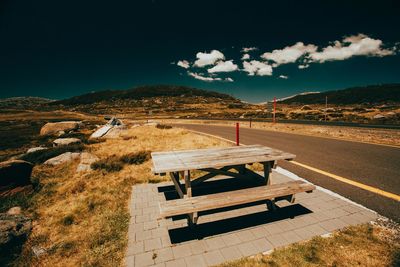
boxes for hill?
[279,84,400,105]
[52,85,236,105]
[0,97,53,110]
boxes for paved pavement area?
[125,170,378,267]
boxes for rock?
[301,105,312,111]
[90,125,113,139]
[0,160,33,187]
[26,147,47,154]
[76,152,99,172]
[32,246,47,257]
[53,138,81,146]
[44,152,81,166]
[7,207,21,216]
[40,121,81,136]
[107,117,123,126]
[103,126,127,138]
[373,114,386,119]
[0,213,32,250]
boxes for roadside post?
[273,97,276,124]
[236,122,239,146]
[249,118,252,128]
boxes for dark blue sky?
[1,0,400,102]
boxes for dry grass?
[12,125,230,266]
[219,224,400,267]
[167,119,400,147]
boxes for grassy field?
[219,223,400,267]
[1,116,399,266]
[1,125,230,266]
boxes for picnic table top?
[151,145,295,174]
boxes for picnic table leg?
[183,170,198,227]
[262,161,274,185]
[169,172,184,199]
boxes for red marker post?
[236,122,240,146]
[273,97,276,124]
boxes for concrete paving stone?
[360,210,378,221]
[339,214,361,225]
[237,241,259,257]
[125,255,135,267]
[221,232,241,246]
[251,237,273,254]
[236,229,256,242]
[328,207,350,218]
[294,227,315,240]
[318,218,347,232]
[131,208,143,216]
[305,223,329,236]
[143,207,158,215]
[189,240,207,255]
[135,251,155,267]
[172,243,193,259]
[220,245,243,261]
[165,258,186,267]
[127,241,144,256]
[154,247,174,263]
[266,233,288,248]
[136,214,151,223]
[151,228,168,238]
[152,263,166,267]
[250,226,269,239]
[342,204,364,214]
[136,230,152,242]
[205,236,226,250]
[264,222,284,235]
[145,238,162,251]
[136,202,149,209]
[184,254,207,267]
[161,235,172,248]
[281,230,303,244]
[277,219,298,231]
[203,250,225,266]
[309,211,332,222]
[144,221,159,231]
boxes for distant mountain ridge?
[53,85,237,105]
[278,84,400,104]
[0,96,53,109]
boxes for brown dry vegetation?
[167,119,400,147]
[219,223,400,267]
[9,126,230,266]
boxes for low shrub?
[90,156,124,172]
[91,151,151,172]
[120,151,151,165]
[156,124,172,129]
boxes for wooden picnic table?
[152,145,314,226]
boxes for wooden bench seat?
[159,180,315,219]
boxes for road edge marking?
[290,161,400,202]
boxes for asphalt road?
[175,123,400,221]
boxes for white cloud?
[308,34,396,62]
[242,60,273,76]
[194,50,225,67]
[208,60,238,73]
[225,77,234,82]
[241,47,258,52]
[279,75,288,79]
[261,42,317,65]
[177,60,190,69]
[241,53,250,60]
[187,71,222,82]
